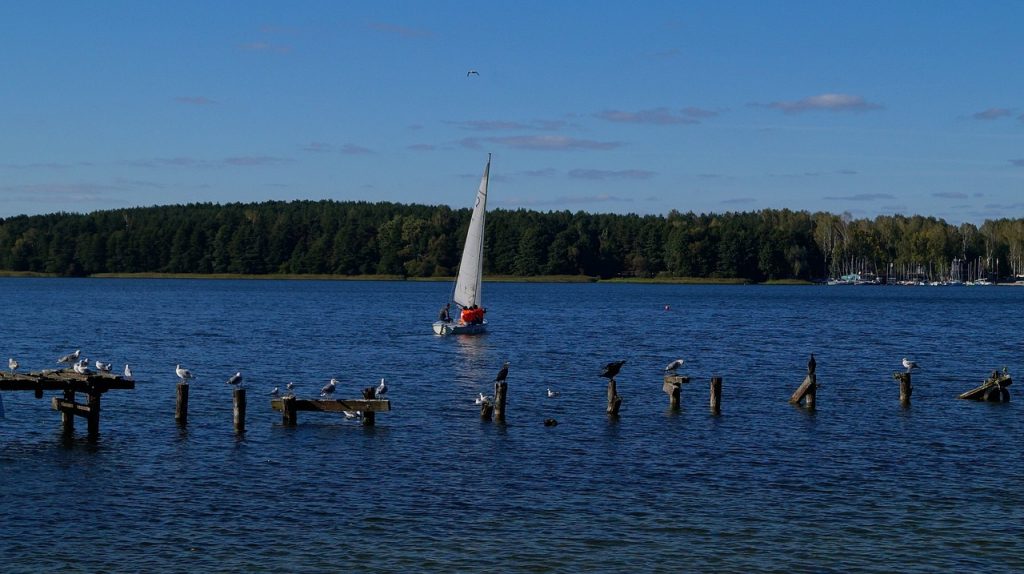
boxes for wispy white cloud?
[756,93,883,114]
[301,142,333,153]
[1010,159,1024,167]
[972,107,1013,120]
[224,156,291,166]
[823,193,894,201]
[369,22,432,38]
[240,41,291,53]
[460,135,621,151]
[124,156,292,168]
[568,169,655,180]
[0,161,95,170]
[446,119,569,131]
[933,192,968,199]
[595,107,699,125]
[339,144,373,155]
[407,143,436,151]
[174,96,217,105]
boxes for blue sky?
[2,1,1022,223]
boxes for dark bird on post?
[494,361,510,383]
[807,354,816,375]
[601,360,626,380]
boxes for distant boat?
[433,155,491,336]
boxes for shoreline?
[0,271,813,285]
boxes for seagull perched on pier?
[494,361,510,383]
[58,349,81,365]
[270,386,280,397]
[547,388,560,398]
[474,392,491,405]
[902,358,921,372]
[601,360,626,380]
[285,381,296,396]
[226,371,243,387]
[664,359,685,374]
[73,360,91,375]
[124,364,133,379]
[95,360,112,373]
[175,364,194,382]
[8,358,18,374]
[375,377,388,399]
[320,378,337,398]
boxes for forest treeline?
[1,200,1023,281]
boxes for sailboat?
[433,155,491,336]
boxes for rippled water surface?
[1,279,1022,573]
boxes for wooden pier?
[270,395,390,426]
[958,370,1012,402]
[0,369,135,438]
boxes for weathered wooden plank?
[663,375,690,386]
[789,374,816,405]
[959,373,1012,401]
[270,398,391,413]
[51,397,93,418]
[0,370,135,392]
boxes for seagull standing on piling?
[495,361,510,383]
[176,364,194,382]
[95,361,112,373]
[375,377,388,399]
[474,392,490,405]
[664,359,685,374]
[226,371,243,388]
[8,358,18,374]
[73,360,91,375]
[601,360,626,380]
[58,349,81,365]
[285,382,296,396]
[270,386,280,397]
[124,364,133,379]
[320,378,337,398]
[902,358,921,372]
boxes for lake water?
[1,279,1022,573]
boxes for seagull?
[467,69,479,76]
[175,364,194,382]
[601,360,626,380]
[270,386,280,397]
[73,360,91,375]
[58,349,81,365]
[375,377,388,399]
[547,388,560,398]
[902,358,921,372]
[226,371,243,387]
[474,392,490,405]
[124,364,133,379]
[285,381,296,396]
[808,353,816,375]
[495,361,510,383]
[320,378,337,398]
[8,358,19,373]
[343,410,362,420]
[664,359,685,373]
[95,360,113,373]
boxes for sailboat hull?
[433,320,487,336]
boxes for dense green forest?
[1,201,1023,282]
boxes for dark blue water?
[1,279,1021,573]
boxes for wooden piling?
[86,392,100,438]
[480,401,493,420]
[233,387,246,433]
[494,381,508,422]
[61,388,75,435]
[710,376,722,414]
[893,372,912,405]
[789,374,817,408]
[361,387,376,426]
[175,382,189,425]
[607,379,622,415]
[281,395,297,426]
[663,375,689,410]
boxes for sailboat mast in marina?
[433,155,491,336]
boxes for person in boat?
[438,303,451,323]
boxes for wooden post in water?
[709,376,722,414]
[494,381,508,423]
[233,388,246,433]
[789,374,818,409]
[663,375,688,410]
[361,387,376,426]
[893,372,912,405]
[175,382,189,425]
[480,400,493,421]
[86,392,101,438]
[61,387,75,435]
[282,395,297,426]
[607,379,622,415]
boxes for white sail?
[452,156,490,309]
